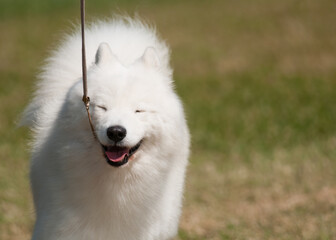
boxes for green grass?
[1,0,336,239]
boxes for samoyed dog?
[22,17,190,240]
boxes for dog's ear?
[95,42,117,65]
[141,47,160,68]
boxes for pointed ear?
[95,42,117,65]
[141,47,160,68]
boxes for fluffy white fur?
[22,18,190,240]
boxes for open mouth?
[101,140,142,167]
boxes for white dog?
[22,18,190,240]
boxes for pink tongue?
[106,149,128,162]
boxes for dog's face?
[70,43,177,168]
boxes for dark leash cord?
[80,0,98,140]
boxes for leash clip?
[82,96,90,109]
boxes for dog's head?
[68,43,182,168]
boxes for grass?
[1,0,336,239]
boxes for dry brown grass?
[177,137,336,239]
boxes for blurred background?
[1,0,336,239]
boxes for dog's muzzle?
[101,140,142,167]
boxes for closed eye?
[135,110,145,113]
[97,105,107,111]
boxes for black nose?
[107,125,127,142]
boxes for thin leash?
[80,0,98,140]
